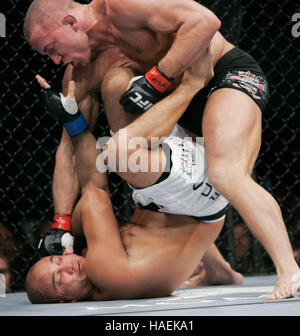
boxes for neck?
[77,5,99,35]
[85,1,113,50]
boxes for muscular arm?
[107,48,213,150]
[52,66,100,216]
[71,186,177,299]
[60,71,109,194]
[100,49,213,187]
[107,0,220,78]
[52,47,138,231]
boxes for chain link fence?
[1,0,299,292]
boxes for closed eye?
[53,256,62,265]
[43,40,57,54]
[50,40,57,53]
[59,271,63,285]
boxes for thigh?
[202,88,262,175]
[101,67,138,132]
[112,142,165,189]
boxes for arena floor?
[1,275,299,316]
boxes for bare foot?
[266,272,300,300]
[184,261,243,287]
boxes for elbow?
[207,165,245,199]
[202,13,221,38]
[81,185,109,203]
[193,9,221,38]
[207,12,221,33]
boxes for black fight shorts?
[178,47,269,136]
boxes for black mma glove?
[38,214,74,258]
[119,66,174,115]
[41,87,88,137]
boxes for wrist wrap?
[145,66,174,93]
[51,214,71,231]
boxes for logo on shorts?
[226,71,266,100]
[170,137,195,178]
[193,182,203,190]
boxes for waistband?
[214,47,264,75]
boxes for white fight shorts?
[130,125,229,222]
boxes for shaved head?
[23,0,75,41]
[23,0,92,66]
[25,254,93,304]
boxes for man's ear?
[62,15,79,31]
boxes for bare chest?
[109,24,174,67]
[120,218,197,260]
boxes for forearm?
[52,91,101,208]
[115,83,201,148]
[71,130,108,193]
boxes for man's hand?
[119,66,174,115]
[181,44,214,90]
[36,75,88,137]
[38,214,74,258]
[119,45,214,115]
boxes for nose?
[49,55,62,65]
[59,262,75,275]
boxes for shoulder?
[85,249,136,300]
[105,0,157,24]
[106,0,138,12]
[106,0,205,13]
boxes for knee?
[207,164,247,197]
[101,67,135,97]
[81,185,109,203]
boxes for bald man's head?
[23,0,92,67]
[23,0,74,41]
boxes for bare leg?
[101,67,137,132]
[101,67,245,288]
[184,243,244,287]
[202,88,300,299]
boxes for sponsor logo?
[193,182,203,190]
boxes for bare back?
[67,0,234,100]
